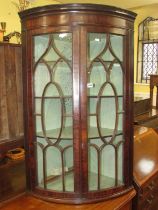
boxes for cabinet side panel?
[123,30,134,186]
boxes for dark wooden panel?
[0,46,9,141]
[150,74,158,109]
[14,46,23,136]
[0,159,26,202]
[134,97,150,116]
[5,45,19,137]
[0,43,24,157]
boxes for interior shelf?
[35,95,123,99]
[36,126,122,140]
[39,171,121,192]
[35,96,72,99]
[88,95,123,98]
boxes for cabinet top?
[19,4,136,21]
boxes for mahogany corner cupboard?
[19,4,136,204]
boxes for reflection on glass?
[34,33,74,192]
[88,33,124,191]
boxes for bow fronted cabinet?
[19,4,136,204]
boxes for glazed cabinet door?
[79,27,133,196]
[32,32,75,192]
[87,32,124,191]
[27,27,133,198]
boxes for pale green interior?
[88,33,124,190]
[33,32,124,192]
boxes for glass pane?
[89,33,106,60]
[101,48,114,61]
[53,61,72,96]
[88,63,106,96]
[36,138,45,186]
[54,33,72,60]
[100,145,115,189]
[88,32,124,191]
[34,35,49,62]
[110,35,123,61]
[34,33,74,192]
[118,142,123,183]
[34,64,50,97]
[35,98,41,114]
[110,64,123,95]
[99,96,117,131]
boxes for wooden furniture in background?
[134,108,158,128]
[150,74,158,109]
[134,97,150,116]
[0,189,136,210]
[133,127,158,210]
[134,75,158,125]
[0,158,26,203]
[0,43,24,158]
[19,4,136,204]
